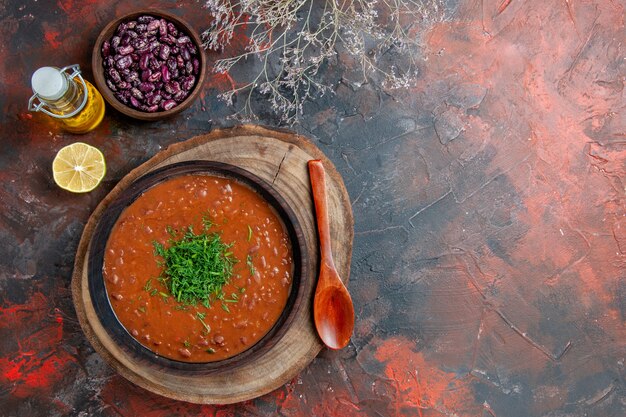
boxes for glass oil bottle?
[28,65,105,134]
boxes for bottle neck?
[40,77,85,116]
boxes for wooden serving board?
[71,125,354,404]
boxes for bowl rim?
[87,160,309,373]
[91,9,207,121]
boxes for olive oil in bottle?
[29,65,105,134]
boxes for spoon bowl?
[308,160,355,350]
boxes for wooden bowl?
[87,161,309,372]
[92,10,206,120]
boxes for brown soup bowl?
[87,161,309,373]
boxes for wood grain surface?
[71,125,354,404]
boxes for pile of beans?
[101,15,200,112]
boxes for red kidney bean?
[147,19,160,32]
[177,35,190,45]
[159,19,167,37]
[125,71,138,83]
[167,22,178,36]
[161,99,177,111]
[137,15,154,24]
[139,82,155,93]
[139,53,150,71]
[102,40,111,57]
[111,35,121,49]
[140,69,151,82]
[192,58,199,75]
[104,56,114,68]
[182,75,195,91]
[108,68,121,83]
[115,55,132,70]
[164,81,180,95]
[166,57,177,71]
[106,79,117,92]
[107,273,120,285]
[178,348,192,358]
[160,34,175,45]
[118,44,134,55]
[147,71,161,83]
[161,65,170,83]
[173,90,187,102]
[147,93,162,106]
[180,46,190,61]
[132,37,148,51]
[148,56,160,71]
[130,88,143,100]
[130,96,141,108]
[159,44,170,60]
[149,39,160,52]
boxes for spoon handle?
[308,160,334,269]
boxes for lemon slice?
[52,142,106,193]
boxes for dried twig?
[203,0,447,124]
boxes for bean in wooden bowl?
[92,10,206,120]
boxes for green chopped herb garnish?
[153,223,236,306]
[247,225,253,242]
[143,278,152,291]
[246,254,256,276]
[206,348,216,354]
[202,214,214,230]
[196,311,211,333]
[199,319,211,334]
[137,306,146,313]
[183,340,191,348]
[150,288,158,297]
[221,303,230,313]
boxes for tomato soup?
[103,174,293,362]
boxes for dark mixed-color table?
[1,1,624,416]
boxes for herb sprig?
[153,222,236,306]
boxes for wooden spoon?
[308,159,355,350]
